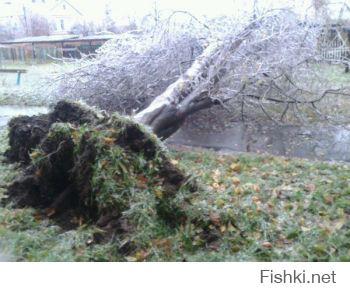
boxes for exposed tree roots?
[3,101,196,235]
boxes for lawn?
[0,62,64,107]
[1,123,350,261]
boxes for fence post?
[32,42,36,61]
[16,71,22,86]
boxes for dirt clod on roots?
[3,100,195,234]
[4,100,100,164]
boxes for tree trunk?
[134,27,252,139]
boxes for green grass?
[307,63,350,120]
[314,63,350,86]
[1,125,350,261]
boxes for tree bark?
[134,27,252,139]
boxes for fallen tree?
[41,9,350,139]
[3,8,350,258]
[133,24,254,138]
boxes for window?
[60,19,65,30]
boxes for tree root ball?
[4,100,100,164]
[3,100,196,232]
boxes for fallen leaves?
[136,174,148,189]
[238,183,261,195]
[71,129,80,143]
[301,226,311,232]
[100,160,109,169]
[125,250,150,262]
[252,196,260,204]
[304,183,316,193]
[220,225,226,233]
[232,245,241,253]
[125,256,137,262]
[211,182,226,191]
[135,250,150,261]
[234,187,242,195]
[227,222,236,232]
[230,163,241,172]
[208,241,221,251]
[251,184,261,192]
[29,150,41,160]
[215,198,225,208]
[272,185,294,198]
[335,219,345,230]
[209,211,221,226]
[213,169,221,181]
[267,201,274,209]
[261,241,273,249]
[103,137,115,145]
[152,238,172,250]
[323,194,333,204]
[154,188,163,199]
[210,169,226,191]
[232,176,241,186]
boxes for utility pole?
[253,0,258,20]
[22,4,29,36]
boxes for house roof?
[74,35,115,41]
[328,2,350,22]
[50,0,83,16]
[0,34,116,44]
[0,34,79,44]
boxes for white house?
[0,0,84,35]
[49,0,84,34]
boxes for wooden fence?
[0,36,111,64]
[0,46,62,63]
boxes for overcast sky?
[2,0,348,24]
[71,0,316,23]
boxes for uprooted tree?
[40,9,350,139]
[3,9,350,253]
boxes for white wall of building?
[0,0,84,35]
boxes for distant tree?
[28,13,51,36]
[17,11,52,37]
[0,23,14,41]
[102,3,137,34]
[313,0,330,20]
[102,3,118,33]
[70,21,101,36]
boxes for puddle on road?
[169,122,350,162]
[1,105,349,162]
